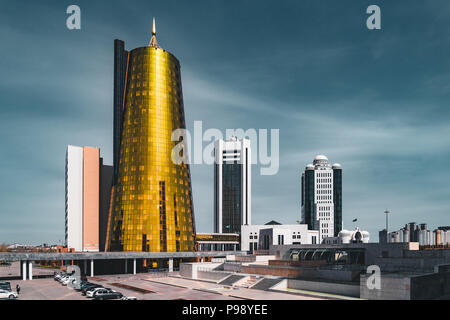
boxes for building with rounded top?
[301,155,343,240]
[323,227,370,244]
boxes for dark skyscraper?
[332,163,342,237]
[214,138,251,234]
[113,39,128,185]
[106,19,196,252]
[99,158,113,252]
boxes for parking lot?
[0,262,240,300]
[1,262,330,300]
[1,274,240,300]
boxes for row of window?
[317,172,332,177]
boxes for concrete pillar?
[28,261,33,280]
[90,259,94,277]
[125,259,128,274]
[84,260,87,276]
[22,261,27,281]
[133,259,136,275]
[169,258,173,272]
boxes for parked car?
[86,287,110,298]
[55,273,67,282]
[0,289,18,300]
[81,284,103,296]
[0,282,11,291]
[93,289,123,300]
[62,276,77,286]
[75,281,92,291]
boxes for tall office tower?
[65,145,112,252]
[333,163,342,236]
[99,158,113,252]
[301,155,342,240]
[214,137,251,234]
[107,19,196,252]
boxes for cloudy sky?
[1,0,449,244]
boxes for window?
[277,235,284,245]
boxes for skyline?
[1,0,450,244]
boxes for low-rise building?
[241,221,319,252]
[196,233,240,251]
[322,227,370,244]
[380,222,450,246]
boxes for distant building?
[382,222,450,246]
[241,221,319,252]
[196,233,240,251]
[65,145,112,252]
[214,137,251,234]
[301,155,342,240]
[322,227,370,244]
[6,244,26,250]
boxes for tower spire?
[152,17,156,35]
[149,17,159,48]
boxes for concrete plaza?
[1,262,333,300]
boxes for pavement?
[0,262,335,300]
[139,275,328,300]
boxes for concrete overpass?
[0,251,243,280]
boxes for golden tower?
[107,19,196,252]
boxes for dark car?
[0,282,11,291]
[76,281,93,291]
[93,289,123,300]
[81,284,103,296]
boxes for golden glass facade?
[107,44,196,252]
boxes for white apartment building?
[302,155,342,241]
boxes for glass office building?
[107,20,196,252]
[214,137,251,234]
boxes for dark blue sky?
[1,0,449,244]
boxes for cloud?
[1,0,450,244]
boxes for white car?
[62,277,76,286]
[86,287,108,298]
[58,276,68,283]
[0,289,18,300]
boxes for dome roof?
[305,164,314,170]
[338,229,352,237]
[332,163,342,169]
[314,155,328,161]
